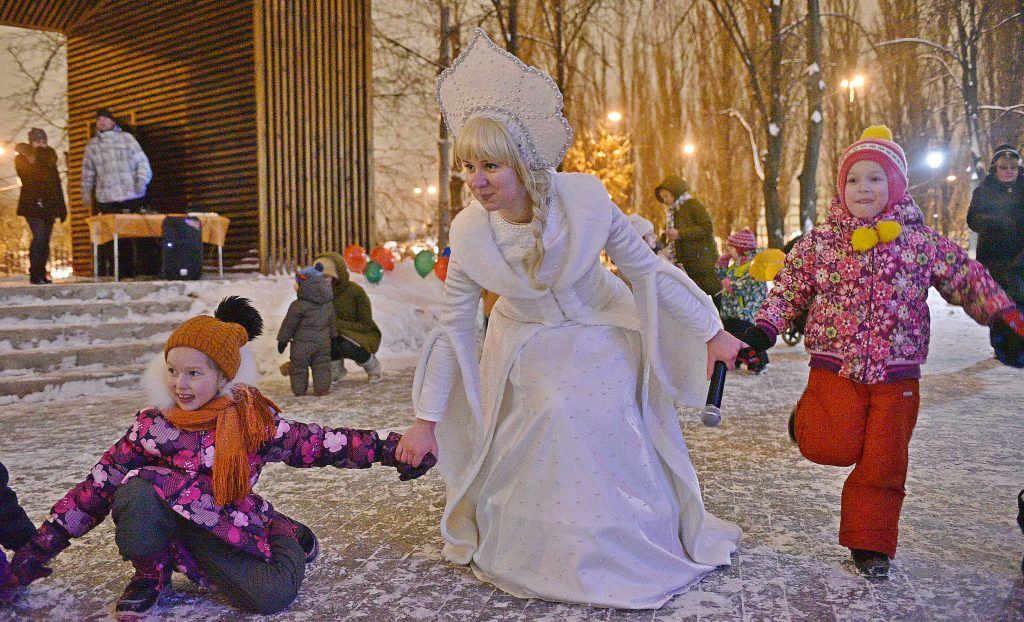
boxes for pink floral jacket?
[46,403,382,561]
[756,195,1012,384]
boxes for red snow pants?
[792,368,920,558]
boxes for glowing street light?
[946,174,957,182]
[926,151,944,169]
[426,185,437,195]
[682,143,696,156]
[839,75,866,103]
[606,111,623,123]
[0,146,5,156]
[413,187,423,195]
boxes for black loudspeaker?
[161,216,203,280]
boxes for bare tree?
[705,0,804,247]
[797,0,824,231]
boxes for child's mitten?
[278,341,288,354]
[735,346,765,369]
[992,307,1024,367]
[741,323,777,353]
[2,522,69,599]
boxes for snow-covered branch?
[978,104,1024,117]
[717,108,765,182]
[873,37,959,59]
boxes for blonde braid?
[522,168,552,290]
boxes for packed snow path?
[1,297,1022,621]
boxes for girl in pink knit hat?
[739,126,1024,577]
[715,229,768,372]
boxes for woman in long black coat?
[14,128,67,284]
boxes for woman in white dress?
[396,29,743,610]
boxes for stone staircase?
[0,281,204,404]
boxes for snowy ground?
[1,287,1023,621]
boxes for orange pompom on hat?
[838,125,908,211]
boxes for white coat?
[412,172,741,607]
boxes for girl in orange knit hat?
[741,126,1024,577]
[1,297,434,618]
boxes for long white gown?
[413,172,741,609]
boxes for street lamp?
[926,151,945,229]
[946,174,957,182]
[606,111,623,123]
[839,75,865,103]
[413,187,423,195]
[426,185,437,195]
[682,143,696,156]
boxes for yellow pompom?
[851,226,880,252]
[876,220,902,243]
[750,248,786,281]
[861,125,893,141]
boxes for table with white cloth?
[85,213,230,281]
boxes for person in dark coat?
[277,265,337,396]
[968,144,1024,302]
[968,144,1024,366]
[655,175,720,298]
[0,461,35,600]
[14,128,67,284]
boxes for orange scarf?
[166,386,279,506]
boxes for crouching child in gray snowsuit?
[278,265,336,396]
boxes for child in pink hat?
[715,229,768,372]
[740,126,1024,577]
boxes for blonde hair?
[454,116,552,290]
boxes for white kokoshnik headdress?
[437,28,574,171]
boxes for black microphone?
[702,361,728,426]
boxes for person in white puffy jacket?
[81,107,152,213]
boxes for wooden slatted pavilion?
[0,0,374,275]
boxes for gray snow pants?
[111,478,306,615]
[289,337,332,396]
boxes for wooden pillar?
[255,0,374,274]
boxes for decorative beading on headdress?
[437,28,574,171]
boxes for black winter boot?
[295,522,319,564]
[850,548,890,578]
[1017,489,1024,574]
[787,409,797,444]
[114,549,172,619]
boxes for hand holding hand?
[1,521,70,601]
[9,545,53,588]
[706,329,742,378]
[395,419,439,470]
[379,431,437,480]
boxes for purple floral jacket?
[756,195,1012,384]
[47,405,382,561]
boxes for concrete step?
[0,340,161,374]
[0,365,141,403]
[0,320,179,351]
[0,281,192,305]
[0,298,196,325]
